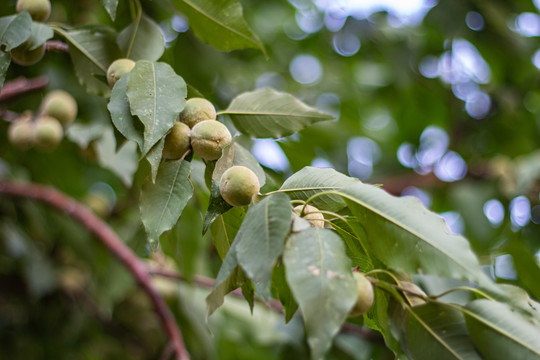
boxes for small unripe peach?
[179,98,216,128]
[219,166,260,207]
[41,90,78,125]
[8,118,35,150]
[16,0,51,22]
[34,115,63,150]
[10,43,45,66]
[190,120,232,160]
[107,58,136,87]
[163,122,191,159]
[349,272,374,317]
[293,204,325,228]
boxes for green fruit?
[8,118,35,150]
[83,193,111,217]
[16,0,51,22]
[191,120,232,160]
[219,166,260,207]
[107,58,136,87]
[41,90,78,125]
[179,97,216,128]
[34,115,63,150]
[293,204,325,228]
[163,122,191,159]
[10,43,45,66]
[349,272,374,317]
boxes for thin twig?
[45,40,69,53]
[0,76,49,102]
[0,180,190,360]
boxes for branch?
[147,268,385,345]
[45,40,69,53]
[0,180,190,360]
[0,75,49,102]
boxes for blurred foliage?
[2,0,540,359]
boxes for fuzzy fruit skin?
[10,44,45,66]
[349,272,374,317]
[16,0,51,22]
[293,204,325,228]
[41,90,78,125]
[8,119,35,150]
[179,98,216,128]
[190,120,232,160]
[163,122,191,159]
[107,58,136,87]
[219,166,260,207]
[34,115,63,150]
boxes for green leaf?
[210,206,245,259]
[171,0,265,54]
[107,74,144,150]
[66,122,107,147]
[126,60,186,155]
[390,302,482,360]
[100,0,119,21]
[464,300,540,360]
[339,183,493,287]
[234,193,292,298]
[0,13,32,51]
[140,159,193,251]
[203,180,233,235]
[213,140,266,186]
[272,263,298,323]
[283,227,357,360]
[507,238,540,301]
[117,14,164,61]
[280,166,359,212]
[145,137,165,183]
[95,127,138,187]
[0,51,10,91]
[27,22,53,51]
[222,88,334,138]
[56,25,121,96]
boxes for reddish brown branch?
[0,76,49,102]
[45,40,69,53]
[0,180,190,360]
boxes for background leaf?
[117,14,164,61]
[0,12,31,51]
[0,51,10,90]
[283,228,357,360]
[464,300,540,360]
[139,159,193,250]
[171,0,265,54]
[126,60,186,155]
[100,0,119,21]
[222,88,334,138]
[95,127,138,186]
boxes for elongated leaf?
[171,0,265,54]
[0,13,31,51]
[0,52,10,91]
[57,25,121,96]
[280,167,359,212]
[507,238,540,301]
[117,14,164,61]
[234,193,292,298]
[283,228,357,360]
[66,122,107,147]
[139,159,193,250]
[210,206,245,259]
[339,183,493,287]
[126,61,186,155]
[101,0,119,21]
[465,300,540,360]
[272,263,298,323]
[107,74,144,150]
[222,88,334,138]
[391,302,482,360]
[203,180,233,234]
[213,141,265,186]
[146,137,165,183]
[95,128,138,186]
[27,22,53,50]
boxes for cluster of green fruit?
[8,90,77,150]
[10,0,51,66]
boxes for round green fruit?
[293,204,325,228]
[34,115,63,150]
[179,98,216,128]
[219,166,260,207]
[107,58,136,87]
[163,122,191,160]
[10,43,45,66]
[8,118,35,150]
[190,120,232,160]
[16,0,51,22]
[349,272,374,317]
[41,90,78,125]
